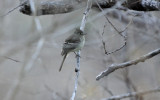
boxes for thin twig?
[103,78,114,96]
[24,38,44,72]
[95,0,125,37]
[3,56,21,62]
[95,0,129,55]
[96,48,160,80]
[103,87,160,100]
[122,68,142,100]
[101,15,134,55]
[2,1,44,100]
[100,22,108,54]
[124,68,144,100]
[0,0,27,17]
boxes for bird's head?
[74,28,86,35]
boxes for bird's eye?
[80,31,83,35]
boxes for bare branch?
[103,78,114,96]
[24,38,44,72]
[2,0,159,17]
[70,51,80,100]
[95,0,125,37]
[106,8,160,29]
[96,48,160,81]
[100,22,108,54]
[103,87,160,100]
[19,0,86,16]
[2,56,21,62]
[122,68,143,100]
[80,0,92,32]
[19,0,160,16]
[2,1,44,100]
[70,0,92,100]
[0,0,27,17]
[96,0,134,55]
[24,0,44,72]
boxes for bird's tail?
[59,54,67,71]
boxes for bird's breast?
[73,36,85,51]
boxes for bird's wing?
[61,42,79,56]
[65,34,81,43]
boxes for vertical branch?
[70,0,92,100]
[122,68,144,100]
[80,0,92,32]
[70,51,80,100]
[3,0,44,100]
[123,68,137,100]
[103,78,114,96]
[24,0,44,72]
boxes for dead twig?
[24,0,44,72]
[97,0,134,55]
[102,87,160,100]
[95,0,127,54]
[3,56,21,62]
[70,0,92,100]
[96,48,160,80]
[0,0,27,17]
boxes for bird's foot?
[75,54,81,58]
[74,52,81,58]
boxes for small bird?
[59,29,85,71]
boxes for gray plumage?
[59,29,85,71]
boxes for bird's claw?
[75,54,81,58]
[74,52,81,58]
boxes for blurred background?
[0,0,160,100]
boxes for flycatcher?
[59,29,85,71]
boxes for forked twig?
[95,0,131,55]
[100,14,134,55]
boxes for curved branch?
[96,48,160,81]
[103,87,160,100]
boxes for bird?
[59,29,85,71]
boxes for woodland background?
[0,0,160,100]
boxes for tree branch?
[70,0,92,100]
[24,0,44,72]
[126,0,160,11]
[19,0,86,16]
[96,48,160,81]
[19,0,160,16]
[70,51,81,100]
[103,87,160,100]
